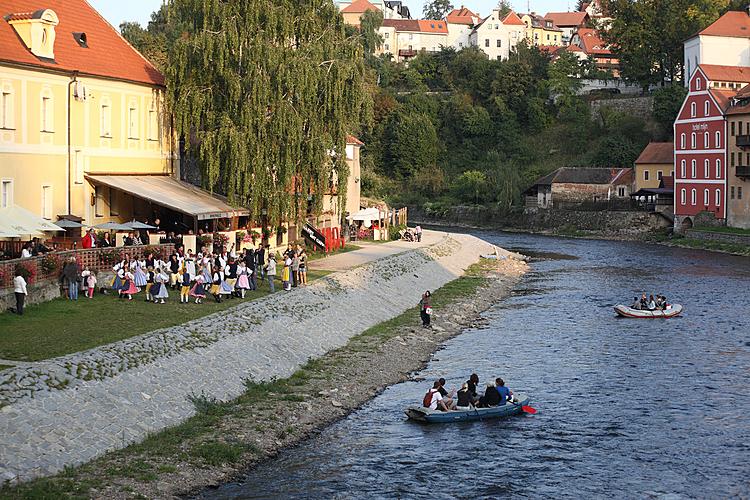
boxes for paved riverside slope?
[0,232,497,482]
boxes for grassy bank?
[0,257,526,499]
[0,269,332,362]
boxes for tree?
[652,85,688,138]
[359,9,384,57]
[454,170,489,204]
[119,5,178,71]
[384,111,439,178]
[423,0,454,20]
[496,0,513,16]
[166,0,367,224]
[548,51,583,115]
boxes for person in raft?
[423,380,450,412]
[479,378,513,407]
[419,291,432,328]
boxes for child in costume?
[153,267,169,304]
[236,261,251,299]
[180,266,191,303]
[189,274,206,304]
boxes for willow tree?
[166,0,367,224]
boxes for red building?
[673,65,750,230]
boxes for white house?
[469,10,526,61]
[684,9,750,87]
[445,6,480,50]
[378,19,449,62]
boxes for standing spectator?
[282,255,292,291]
[245,248,257,290]
[31,238,50,256]
[62,256,80,300]
[99,232,113,248]
[21,243,32,258]
[298,249,308,286]
[291,247,300,288]
[265,255,276,292]
[257,244,266,279]
[13,269,27,315]
[123,232,135,246]
[85,269,97,299]
[419,290,432,328]
[81,229,97,249]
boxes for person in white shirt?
[21,245,32,259]
[13,271,28,315]
[425,381,449,411]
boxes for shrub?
[99,248,121,265]
[39,254,62,275]
[197,234,213,247]
[213,232,229,249]
[14,261,36,284]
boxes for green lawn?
[692,226,750,236]
[0,269,332,362]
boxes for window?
[485,39,490,47]
[618,186,625,197]
[680,133,685,149]
[1,86,13,129]
[715,131,721,148]
[384,32,390,39]
[680,160,686,178]
[731,186,735,199]
[731,152,736,167]
[690,102,696,117]
[741,121,744,135]
[704,100,709,116]
[547,34,550,41]
[696,77,701,90]
[691,159,696,178]
[681,188,686,205]
[109,188,119,216]
[704,131,709,148]
[715,189,721,206]
[1,179,12,208]
[732,121,736,136]
[691,188,697,205]
[644,170,650,181]
[691,133,696,149]
[41,185,52,220]
[739,186,744,199]
[409,33,413,40]
[703,188,709,206]
[384,43,389,51]
[716,159,721,178]
[100,101,112,137]
[40,92,53,132]
[74,149,84,184]
[704,159,709,178]
[94,186,103,217]
[657,170,663,180]
[496,39,501,47]
[128,106,138,139]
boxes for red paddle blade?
[521,405,537,414]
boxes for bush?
[39,254,62,275]
[14,262,36,284]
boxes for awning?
[346,207,384,228]
[87,175,249,221]
[0,205,65,237]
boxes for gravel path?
[0,232,500,483]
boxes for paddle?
[508,398,537,414]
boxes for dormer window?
[6,9,59,60]
[73,32,88,48]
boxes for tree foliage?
[423,0,454,20]
[165,0,367,224]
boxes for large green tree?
[166,0,367,223]
[423,0,454,19]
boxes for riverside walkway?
[0,231,498,483]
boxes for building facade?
[543,11,588,45]
[684,10,750,88]
[520,13,563,47]
[378,19,448,63]
[634,142,674,191]
[445,6,480,50]
[469,10,526,61]
[725,94,750,228]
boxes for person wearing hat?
[266,254,277,292]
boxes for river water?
[207,232,750,499]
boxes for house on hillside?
[634,142,674,191]
[378,19,449,62]
[520,13,563,47]
[543,11,588,45]
[724,86,750,229]
[570,28,620,77]
[336,0,406,22]
[445,6,480,49]
[524,167,633,209]
[469,9,526,61]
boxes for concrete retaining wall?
[685,229,750,245]
[0,233,497,483]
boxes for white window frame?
[128,103,138,139]
[680,188,686,205]
[680,134,685,149]
[691,132,696,149]
[715,188,721,206]
[715,131,721,148]
[704,188,709,206]
[715,159,721,179]
[704,131,709,148]
[680,160,686,178]
[74,149,84,184]
[1,82,14,130]
[704,159,709,178]
[1,179,13,209]
[691,102,696,117]
[704,100,709,116]
[40,88,53,133]
[644,170,649,181]
[691,159,696,178]
[100,97,112,138]
[696,77,702,90]
[41,184,52,220]
[691,188,697,205]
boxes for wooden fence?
[0,244,175,290]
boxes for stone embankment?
[0,232,503,483]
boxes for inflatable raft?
[405,394,531,423]
[613,304,683,318]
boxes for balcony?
[736,135,750,148]
[398,49,417,58]
[736,165,750,178]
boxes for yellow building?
[634,142,674,191]
[0,0,245,240]
[520,13,564,47]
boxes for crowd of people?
[55,242,310,305]
[423,374,515,411]
[630,293,671,311]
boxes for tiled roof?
[502,11,526,26]
[341,0,378,14]
[446,6,478,25]
[576,28,611,55]
[0,0,164,86]
[635,142,673,165]
[699,64,750,83]
[660,176,674,190]
[533,167,632,186]
[544,11,588,27]
[417,20,448,33]
[698,11,750,38]
[566,44,584,52]
[346,135,364,145]
[522,13,563,31]
[709,88,737,112]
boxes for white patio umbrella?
[92,222,134,231]
[124,221,157,230]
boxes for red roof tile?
[576,28,611,55]
[346,135,364,146]
[635,142,673,165]
[446,6,478,25]
[699,11,750,38]
[417,20,448,33]
[544,11,588,27]
[502,11,526,26]
[709,88,738,112]
[382,19,421,32]
[700,64,750,83]
[341,0,378,14]
[0,0,164,86]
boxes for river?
[205,232,750,499]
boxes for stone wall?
[1,272,115,314]
[589,96,654,122]
[685,229,750,245]
[0,233,500,482]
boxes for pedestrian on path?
[419,290,432,328]
[266,255,277,292]
[415,225,423,243]
[13,269,27,315]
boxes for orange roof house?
[340,0,379,26]
[446,6,479,25]
[544,11,588,28]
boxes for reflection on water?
[207,232,750,499]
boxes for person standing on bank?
[13,269,27,315]
[419,291,432,328]
[62,256,80,300]
[266,254,277,292]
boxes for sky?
[92,0,576,31]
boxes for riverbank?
[1,254,528,499]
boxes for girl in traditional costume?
[236,261,251,298]
[121,271,139,301]
[132,257,148,288]
[189,274,206,304]
[152,267,170,304]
